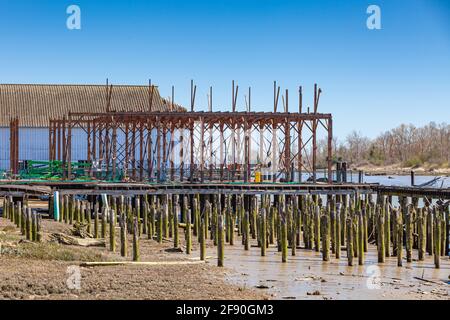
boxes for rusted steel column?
[208,87,213,181]
[112,121,117,180]
[200,116,205,183]
[57,120,62,161]
[139,120,144,181]
[48,120,53,162]
[105,122,110,178]
[125,121,129,179]
[327,117,333,184]
[284,89,290,181]
[131,121,137,180]
[298,86,303,183]
[272,82,280,182]
[98,123,103,175]
[62,117,66,173]
[272,120,277,182]
[189,80,196,182]
[15,118,19,174]
[86,121,91,165]
[67,116,72,179]
[209,121,213,181]
[91,119,96,177]
[285,120,291,182]
[156,116,162,182]
[170,122,175,181]
[189,119,194,182]
[259,122,264,180]
[244,119,250,183]
[52,119,57,162]
[231,118,236,182]
[219,123,224,182]
[162,126,167,181]
[147,118,153,181]
[179,120,184,182]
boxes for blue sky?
[0,0,449,141]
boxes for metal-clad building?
[0,84,183,171]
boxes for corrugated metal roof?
[0,84,185,127]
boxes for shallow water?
[211,240,450,300]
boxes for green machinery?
[18,160,92,180]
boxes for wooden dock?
[1,180,449,199]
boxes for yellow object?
[255,171,262,183]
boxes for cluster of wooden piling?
[1,192,448,269]
[1,196,42,242]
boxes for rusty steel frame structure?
[9,117,19,175]
[47,82,333,184]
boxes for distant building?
[0,84,184,172]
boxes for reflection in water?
[207,236,449,300]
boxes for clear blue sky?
[0,0,449,141]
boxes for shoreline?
[352,166,450,177]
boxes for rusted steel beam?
[328,118,333,184]
[50,84,332,185]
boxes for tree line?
[317,122,449,168]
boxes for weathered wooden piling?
[217,214,224,267]
[440,206,446,257]
[426,205,433,255]
[321,213,330,261]
[59,194,64,223]
[185,209,192,254]
[136,197,142,236]
[417,207,426,261]
[396,209,403,267]
[193,196,199,238]
[260,208,267,256]
[244,210,250,250]
[101,207,107,238]
[384,198,391,258]
[406,206,413,263]
[251,196,257,240]
[281,214,288,263]
[200,217,206,261]
[145,202,153,240]
[16,202,22,230]
[335,203,341,259]
[36,213,42,242]
[26,208,32,241]
[168,195,173,238]
[173,197,179,248]
[21,205,26,235]
[86,203,92,234]
[64,195,69,224]
[94,204,99,239]
[119,214,127,257]
[346,217,353,266]
[31,212,37,242]
[314,205,320,252]
[133,217,140,261]
[358,212,364,265]
[157,208,163,244]
[109,209,116,252]
[433,209,441,268]
[330,203,335,254]
[69,197,74,225]
[377,205,385,263]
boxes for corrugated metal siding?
[0,128,175,171]
[0,84,185,127]
[0,128,88,170]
